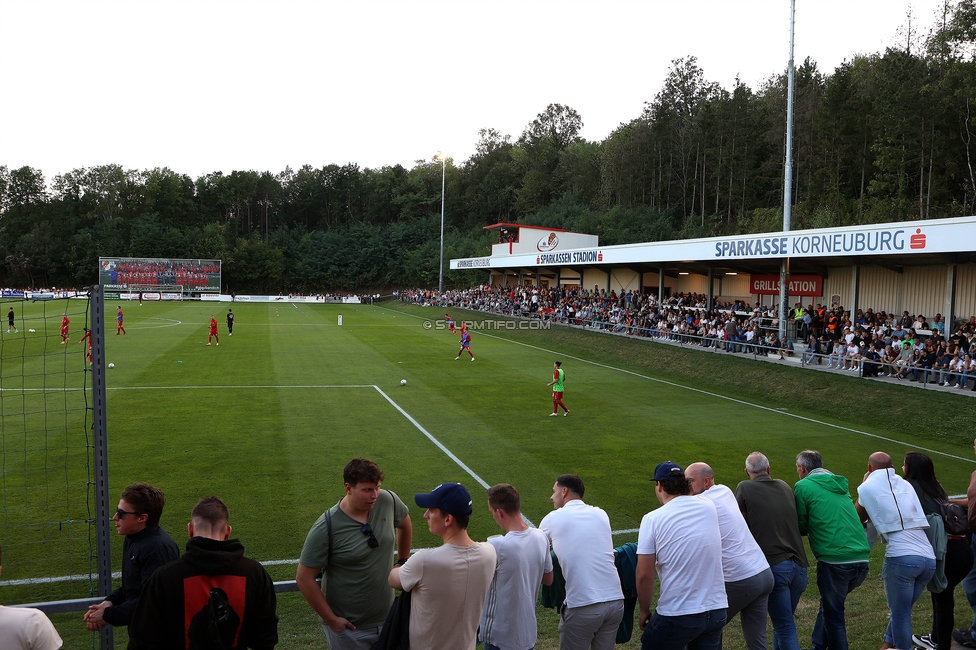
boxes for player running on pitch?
[445,313,457,334]
[547,360,569,416]
[61,313,70,344]
[207,315,219,346]
[78,328,92,363]
[455,329,474,361]
[116,306,126,335]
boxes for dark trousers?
[931,537,975,649]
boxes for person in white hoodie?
[855,451,936,650]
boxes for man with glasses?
[83,483,179,631]
[297,458,412,650]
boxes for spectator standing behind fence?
[685,462,772,650]
[479,484,554,650]
[0,544,63,649]
[539,474,624,650]
[637,462,728,650]
[902,452,973,650]
[735,452,809,650]
[855,452,935,650]
[84,483,180,631]
[793,451,870,650]
[389,482,496,650]
[296,458,412,650]
[127,496,278,650]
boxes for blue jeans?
[768,560,808,650]
[882,554,936,650]
[640,608,727,650]
[812,562,869,650]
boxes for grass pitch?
[3,298,976,648]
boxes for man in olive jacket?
[794,450,870,650]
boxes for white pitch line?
[373,385,491,491]
[383,305,976,465]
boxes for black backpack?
[187,587,241,650]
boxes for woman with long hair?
[903,451,973,650]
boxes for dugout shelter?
[452,217,976,326]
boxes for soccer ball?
[108,363,115,369]
[400,379,407,386]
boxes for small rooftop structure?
[483,222,599,257]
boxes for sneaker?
[455,356,460,360]
[953,629,976,648]
[470,357,474,361]
[944,381,951,387]
[207,343,211,346]
[549,413,558,417]
[216,343,219,346]
[913,633,936,650]
[564,410,570,417]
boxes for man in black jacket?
[84,483,179,631]
[128,496,278,650]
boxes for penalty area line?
[373,385,490,491]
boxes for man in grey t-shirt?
[296,458,412,650]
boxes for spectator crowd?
[7,447,976,650]
[402,286,976,388]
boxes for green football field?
[4,297,976,648]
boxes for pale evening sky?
[0,0,936,181]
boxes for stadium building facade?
[451,217,976,324]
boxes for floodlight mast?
[436,151,447,295]
[779,0,796,344]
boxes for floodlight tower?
[779,0,796,343]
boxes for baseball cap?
[415,482,472,518]
[652,461,684,481]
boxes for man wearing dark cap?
[389,482,496,650]
[539,474,624,650]
[637,461,728,650]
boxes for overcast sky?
[0,0,936,181]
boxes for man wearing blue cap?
[636,461,728,650]
[389,482,496,650]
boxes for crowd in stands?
[401,286,976,389]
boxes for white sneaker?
[549,413,558,417]
[455,356,460,360]
[564,411,570,417]
[470,357,475,361]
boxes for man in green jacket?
[794,450,870,650]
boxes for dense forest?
[2,1,975,293]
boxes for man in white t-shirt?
[539,474,624,650]
[0,544,63,650]
[686,462,773,650]
[480,484,554,650]
[636,461,728,650]
[389,482,496,650]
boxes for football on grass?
[400,379,407,386]
[108,363,115,369]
